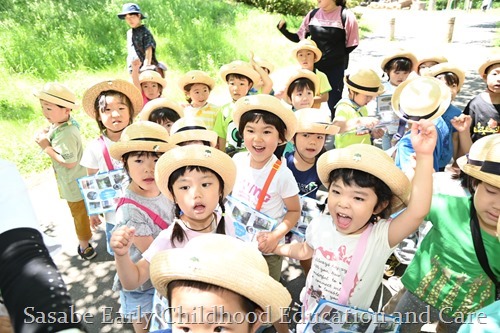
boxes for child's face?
[484,64,500,94]
[40,100,70,124]
[126,153,160,197]
[242,119,281,169]
[296,50,316,70]
[124,13,141,28]
[327,179,381,235]
[388,69,410,86]
[170,286,259,333]
[294,133,326,162]
[351,91,374,107]
[99,95,131,132]
[172,169,221,227]
[291,86,315,110]
[228,77,252,101]
[141,82,161,100]
[418,61,439,75]
[436,75,459,101]
[160,119,174,134]
[473,181,500,237]
[188,83,211,107]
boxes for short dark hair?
[238,110,287,144]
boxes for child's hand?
[132,58,141,70]
[450,114,472,133]
[410,119,437,156]
[371,127,385,139]
[111,226,135,257]
[34,130,51,150]
[89,215,102,230]
[256,231,280,254]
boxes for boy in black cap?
[118,3,166,77]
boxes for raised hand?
[450,114,472,133]
[410,119,437,156]
[110,226,135,257]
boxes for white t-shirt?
[301,215,395,323]
[231,152,299,220]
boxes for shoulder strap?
[98,135,115,171]
[116,197,169,230]
[255,160,282,212]
[341,6,347,28]
[309,8,320,20]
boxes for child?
[110,145,236,291]
[80,79,143,256]
[138,97,184,133]
[213,60,261,153]
[178,70,218,130]
[232,94,301,333]
[33,82,94,259]
[149,234,292,333]
[271,119,437,332]
[169,117,218,147]
[332,67,385,148]
[282,68,319,111]
[117,3,166,77]
[394,134,500,333]
[132,65,167,105]
[416,53,447,75]
[109,121,174,333]
[291,39,331,109]
[463,55,500,142]
[248,54,274,95]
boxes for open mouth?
[336,212,352,229]
[193,204,206,213]
[253,146,266,153]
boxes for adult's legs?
[317,64,345,120]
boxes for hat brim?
[139,73,167,88]
[478,59,500,77]
[381,52,418,72]
[292,45,323,63]
[138,98,184,121]
[457,154,500,188]
[178,71,216,91]
[82,79,143,119]
[298,123,340,136]
[109,141,172,161]
[423,63,466,92]
[233,95,298,145]
[220,62,261,86]
[155,146,237,201]
[344,76,385,97]
[169,129,218,147]
[317,144,410,214]
[34,91,79,109]
[283,69,320,104]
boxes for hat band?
[480,160,500,175]
[43,92,75,105]
[466,154,483,167]
[346,77,379,93]
[177,125,207,133]
[131,137,168,143]
[399,106,439,121]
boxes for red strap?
[255,159,282,212]
[98,135,115,171]
[116,197,169,230]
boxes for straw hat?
[391,76,451,123]
[380,50,418,72]
[344,68,385,97]
[109,121,172,160]
[233,94,298,144]
[478,54,500,77]
[82,79,143,119]
[416,53,448,69]
[178,70,215,91]
[283,68,320,104]
[254,56,275,74]
[139,70,167,88]
[169,117,218,147]
[138,98,184,121]
[34,82,78,109]
[457,134,500,188]
[291,39,322,63]
[150,234,292,324]
[317,144,410,213]
[295,108,340,135]
[219,60,261,86]
[155,145,237,201]
[422,62,466,92]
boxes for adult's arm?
[277,20,300,43]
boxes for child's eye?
[317,135,325,140]
[202,182,212,188]
[214,326,226,332]
[133,159,143,163]
[179,186,189,190]
[330,189,340,195]
[264,130,272,134]
[180,327,191,333]
[354,197,365,202]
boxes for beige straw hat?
[109,121,172,160]
[422,62,466,93]
[178,70,216,92]
[291,39,322,63]
[138,98,184,121]
[478,54,500,77]
[317,144,410,213]
[295,108,340,135]
[150,234,292,324]
[219,60,261,85]
[283,68,320,104]
[380,50,418,72]
[155,145,237,201]
[391,76,451,123]
[169,117,218,147]
[344,68,385,97]
[457,134,500,188]
[416,53,448,69]
[233,94,298,144]
[139,70,167,88]
[82,79,143,119]
[254,56,275,74]
[34,82,78,109]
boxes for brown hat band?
[399,105,439,121]
[44,92,75,105]
[132,137,168,143]
[177,125,207,133]
[466,154,483,167]
[346,77,379,93]
[481,161,500,175]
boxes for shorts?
[119,288,154,320]
[264,254,283,282]
[67,200,92,241]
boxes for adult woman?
[278,0,360,119]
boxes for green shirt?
[213,102,246,154]
[334,99,371,148]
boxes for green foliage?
[235,0,315,15]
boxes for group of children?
[24,2,500,333]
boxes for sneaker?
[384,254,400,277]
[78,244,97,260]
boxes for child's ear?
[250,308,264,333]
[374,200,390,215]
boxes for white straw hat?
[295,108,339,135]
[138,98,184,121]
[169,117,218,147]
[34,82,78,109]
